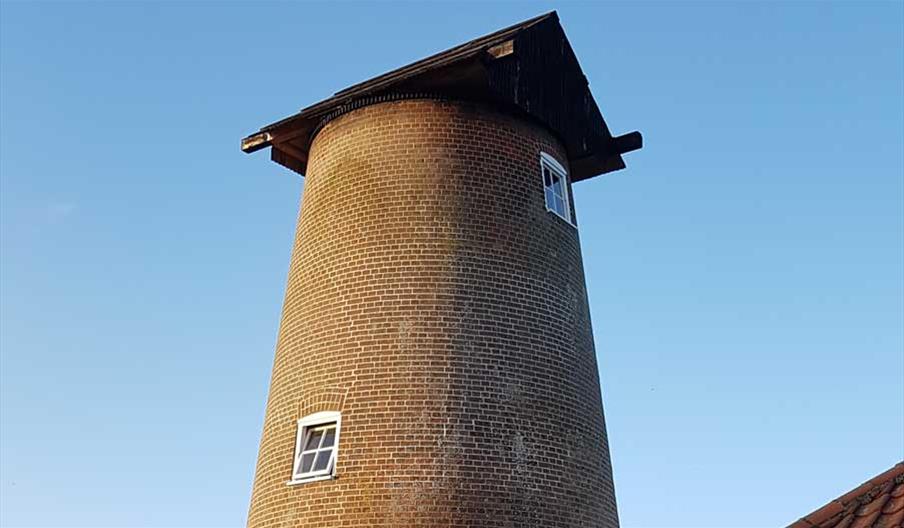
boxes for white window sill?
[286,474,335,486]
[546,207,577,228]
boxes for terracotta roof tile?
[788,462,904,528]
[849,510,883,528]
[859,491,891,516]
[834,514,857,528]
[876,509,903,528]
[882,488,904,514]
[890,482,904,500]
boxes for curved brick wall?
[247,99,618,528]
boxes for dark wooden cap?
[241,11,642,182]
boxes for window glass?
[314,451,332,471]
[541,154,572,224]
[304,431,322,450]
[299,453,315,473]
[322,429,336,447]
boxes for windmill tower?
[241,12,641,528]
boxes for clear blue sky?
[1,2,902,527]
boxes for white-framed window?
[541,152,573,225]
[288,411,341,485]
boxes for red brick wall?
[247,99,619,527]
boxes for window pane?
[551,172,564,196]
[299,453,316,473]
[313,450,332,471]
[545,188,556,209]
[555,196,567,218]
[304,430,323,451]
[543,167,551,187]
[321,428,336,448]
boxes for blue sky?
[1,2,902,527]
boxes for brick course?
[247,99,619,527]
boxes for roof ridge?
[330,11,557,100]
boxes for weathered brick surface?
[247,99,619,527]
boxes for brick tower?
[241,12,641,528]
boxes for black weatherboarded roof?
[241,11,641,182]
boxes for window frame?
[540,152,575,226]
[287,411,342,486]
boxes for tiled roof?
[788,462,904,528]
